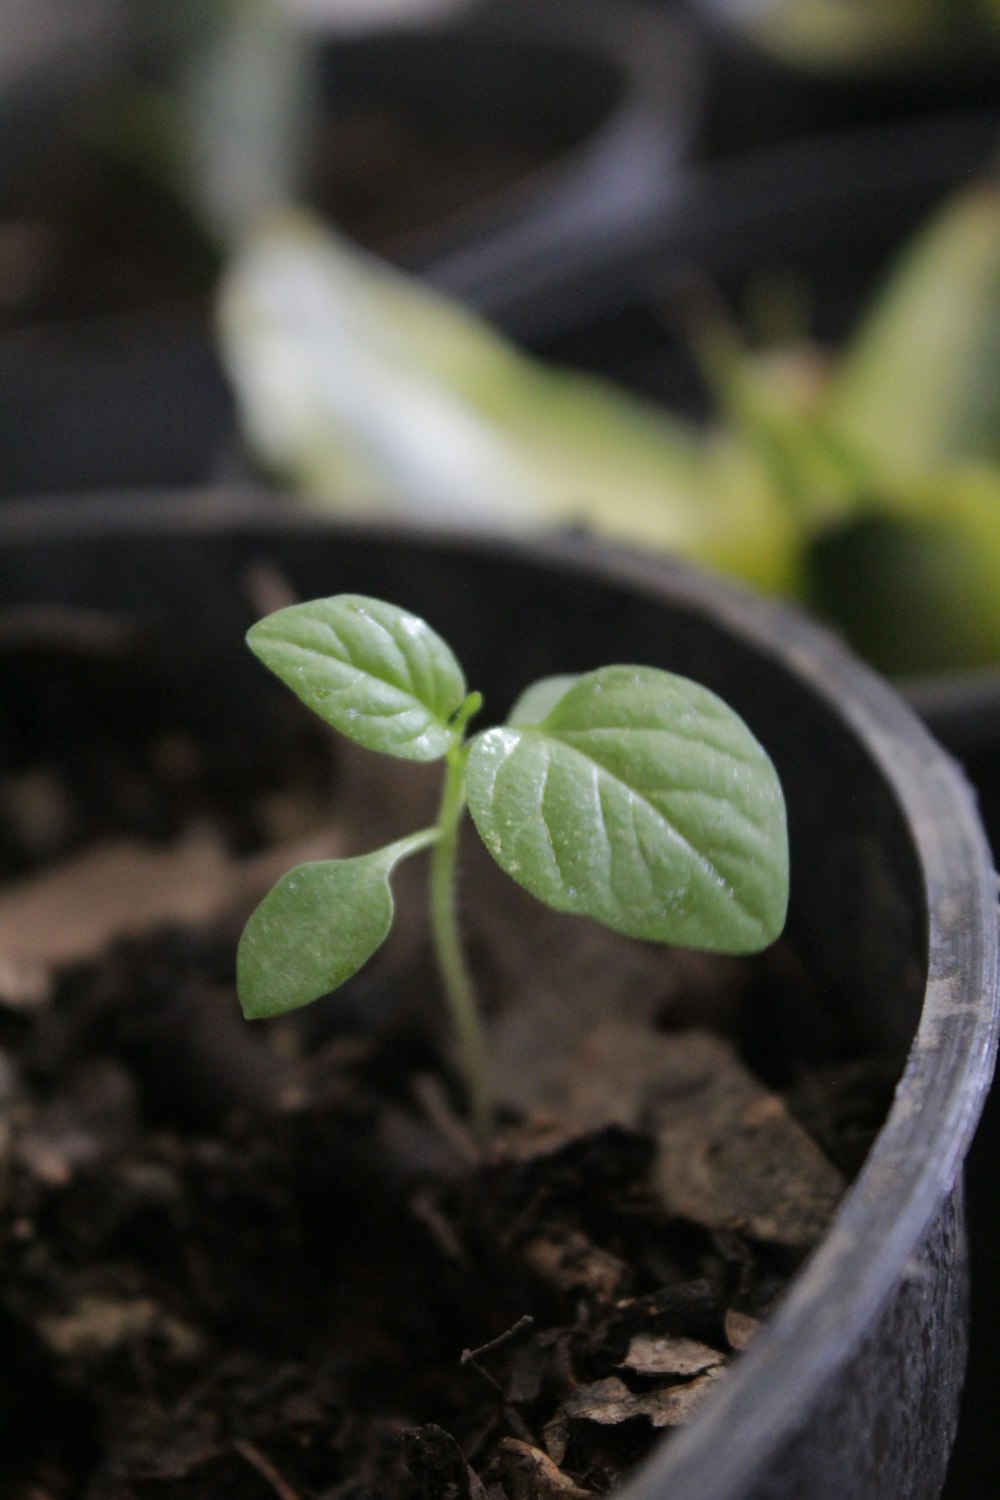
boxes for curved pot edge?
[1,488,997,1499]
[399,0,702,310]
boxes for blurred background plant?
[219,169,1000,678]
[691,0,1000,74]
[5,0,1000,685]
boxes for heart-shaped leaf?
[466,666,788,953]
[237,832,433,1019]
[247,594,466,760]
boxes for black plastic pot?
[0,129,231,501]
[901,671,1000,1498]
[0,310,235,502]
[0,491,996,1499]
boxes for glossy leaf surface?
[247,594,466,760]
[466,666,788,953]
[237,836,430,1019]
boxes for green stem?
[385,826,441,866]
[429,740,491,1141]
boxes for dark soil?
[0,631,894,1500]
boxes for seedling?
[236,594,789,1136]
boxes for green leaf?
[237,832,435,1020]
[247,594,466,760]
[804,467,1000,674]
[506,674,581,727]
[827,182,1000,479]
[466,666,788,954]
[218,214,798,596]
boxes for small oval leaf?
[237,838,422,1019]
[247,594,466,760]
[466,665,788,954]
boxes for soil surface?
[0,626,895,1500]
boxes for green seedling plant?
[236,594,789,1138]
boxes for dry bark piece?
[645,1030,846,1248]
[620,1332,726,1378]
[725,1309,761,1351]
[493,1020,844,1249]
[498,1439,595,1500]
[0,828,236,1003]
[561,1370,728,1430]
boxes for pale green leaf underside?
[507,674,581,727]
[466,665,788,953]
[247,594,466,760]
[237,834,432,1019]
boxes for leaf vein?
[282,641,446,724]
[551,736,766,931]
[561,724,762,769]
[537,748,570,889]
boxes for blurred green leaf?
[806,466,1000,675]
[218,211,800,594]
[828,182,1000,481]
[218,174,1000,677]
[693,315,870,525]
[506,675,581,727]
[744,0,963,71]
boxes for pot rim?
[2,489,997,1498]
